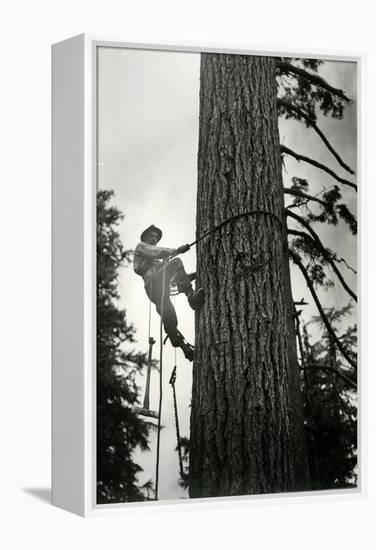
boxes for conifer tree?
[189,55,357,497]
[97,189,151,503]
[298,306,357,489]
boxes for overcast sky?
[97,47,357,501]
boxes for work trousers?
[144,258,190,342]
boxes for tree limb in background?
[295,313,306,367]
[284,183,357,235]
[277,61,351,102]
[335,256,357,275]
[284,187,328,208]
[278,99,355,174]
[287,209,357,300]
[295,307,320,428]
[301,364,357,390]
[287,216,357,302]
[281,145,357,191]
[289,249,357,370]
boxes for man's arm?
[136,242,176,260]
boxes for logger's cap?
[140,224,162,243]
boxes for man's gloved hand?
[176,244,190,255]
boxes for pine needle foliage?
[97,189,152,504]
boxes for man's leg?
[167,258,204,311]
[165,258,193,293]
[145,270,195,361]
[145,275,178,339]
[156,295,180,344]
[154,291,194,361]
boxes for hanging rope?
[132,278,158,419]
[172,294,177,368]
[154,266,166,501]
[169,365,188,482]
[169,295,188,481]
[148,278,152,341]
[143,277,155,412]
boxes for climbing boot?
[166,330,195,362]
[168,330,185,348]
[188,288,204,311]
[172,272,196,294]
[181,341,194,362]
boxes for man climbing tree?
[189,54,356,498]
[133,224,204,361]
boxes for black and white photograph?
[96,46,357,504]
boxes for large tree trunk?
[189,53,310,498]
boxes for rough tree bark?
[189,54,310,498]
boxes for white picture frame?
[52,34,364,517]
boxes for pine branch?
[284,186,357,235]
[284,188,327,208]
[287,210,357,301]
[281,145,357,191]
[301,364,357,390]
[289,249,357,370]
[278,99,355,175]
[277,61,350,102]
[287,213,357,302]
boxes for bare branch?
[281,145,357,191]
[278,99,355,174]
[295,306,306,366]
[294,298,309,306]
[289,249,357,370]
[335,256,357,275]
[285,200,309,211]
[301,364,357,390]
[277,61,351,102]
[287,218,357,303]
